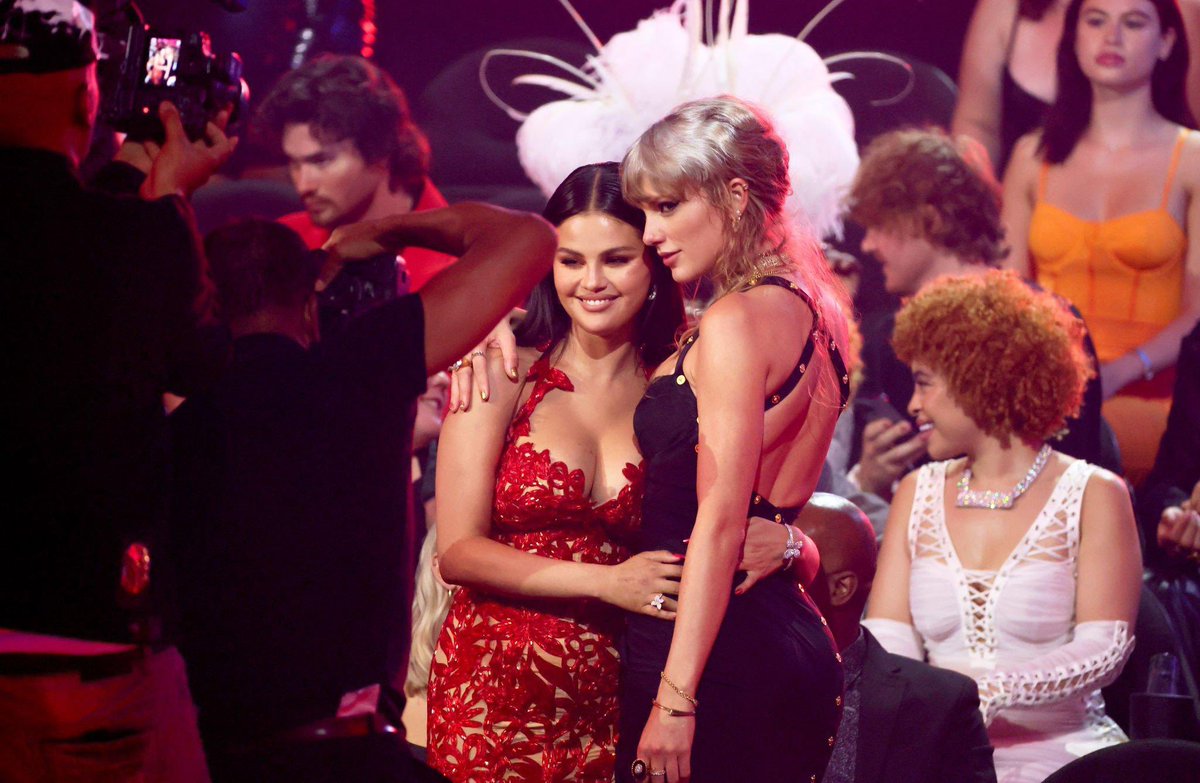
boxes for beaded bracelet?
[659,671,698,707]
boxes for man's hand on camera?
[139,102,237,200]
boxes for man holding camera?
[0,2,234,780]
[257,54,455,293]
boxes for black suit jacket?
[856,630,996,783]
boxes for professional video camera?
[100,2,248,142]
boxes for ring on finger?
[630,759,649,781]
[469,350,485,360]
[448,359,465,373]
[649,593,666,612]
[649,771,667,778]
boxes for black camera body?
[316,253,411,339]
[103,24,246,143]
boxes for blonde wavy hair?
[404,527,453,699]
[621,95,855,369]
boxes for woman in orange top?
[1003,0,1200,484]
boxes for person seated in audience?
[800,493,996,783]
[864,271,1141,783]
[1002,0,1200,487]
[1137,320,1200,689]
[846,128,1107,506]
[953,0,1200,174]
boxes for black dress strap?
[749,276,851,411]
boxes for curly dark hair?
[255,55,431,199]
[849,128,1007,266]
[892,271,1093,446]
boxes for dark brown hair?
[256,55,431,199]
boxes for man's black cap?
[0,0,98,74]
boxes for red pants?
[0,646,210,782]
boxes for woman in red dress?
[425,163,687,781]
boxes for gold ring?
[448,359,464,373]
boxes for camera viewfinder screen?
[145,37,182,87]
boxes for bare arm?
[1000,133,1042,278]
[435,349,682,613]
[324,203,555,376]
[951,0,1015,172]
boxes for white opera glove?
[862,617,924,660]
[976,620,1134,726]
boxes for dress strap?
[749,276,851,410]
[508,348,573,439]
[673,332,698,380]
[1160,127,1190,210]
[1037,159,1051,201]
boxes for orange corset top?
[1028,129,1189,364]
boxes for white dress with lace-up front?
[880,458,1132,783]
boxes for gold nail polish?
[480,390,489,402]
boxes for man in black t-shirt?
[171,210,552,781]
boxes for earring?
[647,285,657,302]
[732,212,742,227]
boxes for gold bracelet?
[659,671,698,707]
[651,699,696,717]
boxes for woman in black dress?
[615,96,852,782]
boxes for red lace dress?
[427,357,643,782]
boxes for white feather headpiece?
[482,0,866,240]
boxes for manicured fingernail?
[480,390,489,402]
[507,367,518,379]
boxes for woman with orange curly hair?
[863,271,1142,782]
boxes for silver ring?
[649,772,667,778]
[649,593,666,612]
[469,350,485,360]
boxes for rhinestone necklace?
[956,444,1052,510]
